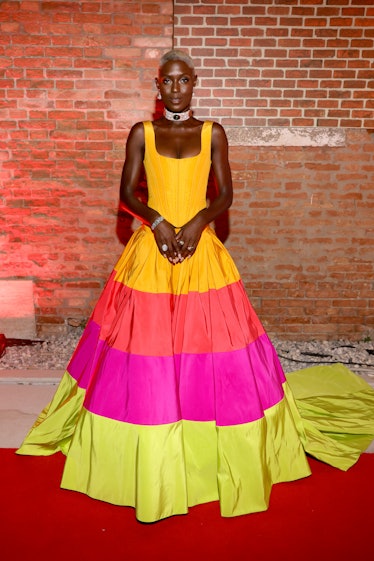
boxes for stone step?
[0,280,37,339]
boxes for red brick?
[2,0,374,338]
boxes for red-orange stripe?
[91,275,265,356]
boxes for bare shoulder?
[126,121,145,152]
[128,121,145,141]
[211,121,228,150]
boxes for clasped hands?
[153,217,204,264]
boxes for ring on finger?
[161,243,168,252]
[178,240,184,246]
[187,245,194,251]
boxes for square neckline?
[149,121,208,161]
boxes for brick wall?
[1,0,373,340]
[173,0,374,341]
[174,0,374,127]
[226,128,373,340]
[1,0,173,334]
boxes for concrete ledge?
[226,126,346,147]
[0,369,64,384]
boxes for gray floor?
[0,369,63,448]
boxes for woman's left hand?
[175,214,206,260]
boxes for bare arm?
[120,122,181,261]
[204,121,233,222]
[176,122,233,257]
[120,122,156,225]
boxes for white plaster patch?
[226,126,346,147]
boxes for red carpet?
[1,449,372,561]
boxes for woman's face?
[156,59,197,113]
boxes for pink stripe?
[67,319,101,390]
[68,332,286,426]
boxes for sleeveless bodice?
[143,120,213,227]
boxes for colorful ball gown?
[17,121,374,522]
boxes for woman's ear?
[155,77,161,99]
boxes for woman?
[120,50,232,265]
[17,50,374,523]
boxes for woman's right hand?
[153,219,182,264]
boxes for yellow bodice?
[143,120,213,228]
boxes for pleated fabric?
[286,364,374,471]
[17,121,374,522]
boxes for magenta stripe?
[68,328,286,426]
[67,320,102,390]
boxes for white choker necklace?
[164,108,191,122]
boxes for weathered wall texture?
[1,1,373,340]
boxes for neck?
[164,107,192,122]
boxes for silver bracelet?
[150,215,164,231]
